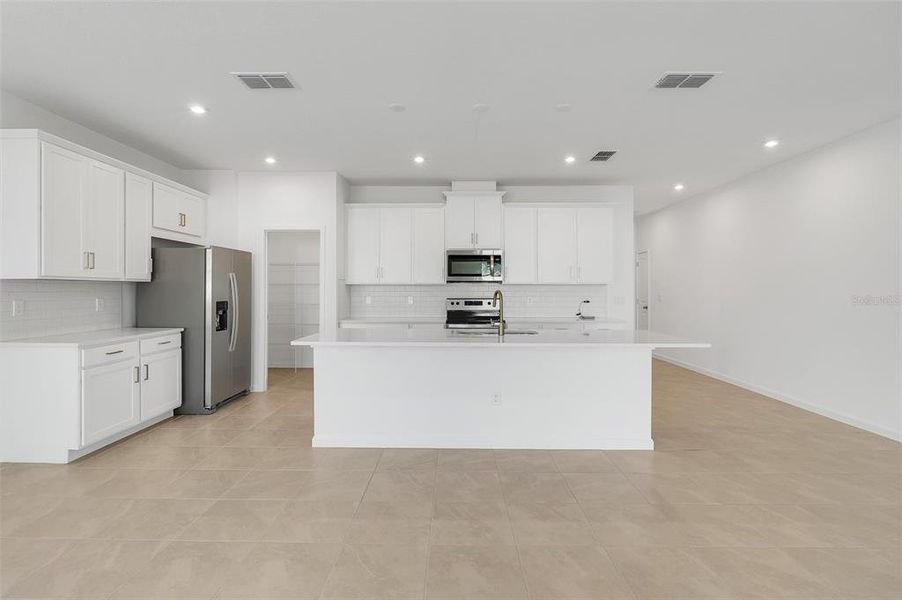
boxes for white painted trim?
[261,227,327,391]
[313,434,654,450]
[653,354,902,442]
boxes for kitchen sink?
[451,329,538,335]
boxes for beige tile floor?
[1,361,900,599]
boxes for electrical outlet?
[95,298,104,312]
[407,296,414,305]
[491,393,502,406]
[10,299,24,317]
[527,297,536,305]
[365,295,372,305]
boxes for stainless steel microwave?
[446,249,503,283]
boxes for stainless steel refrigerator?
[136,246,252,414]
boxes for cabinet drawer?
[140,334,181,354]
[82,341,139,368]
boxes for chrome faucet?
[492,289,505,338]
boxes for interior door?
[41,142,87,277]
[346,207,381,283]
[230,249,253,398]
[85,160,125,278]
[444,197,475,248]
[576,207,614,283]
[502,206,536,283]
[537,208,577,283]
[636,250,650,330]
[379,207,412,283]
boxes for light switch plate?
[365,295,372,305]
[95,298,104,312]
[407,296,414,305]
[10,299,24,317]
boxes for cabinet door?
[503,207,536,283]
[473,195,503,248]
[82,359,141,446]
[413,207,445,283]
[84,160,124,279]
[444,197,475,249]
[379,207,412,284]
[125,173,153,281]
[41,143,87,277]
[576,207,614,283]
[152,182,183,233]
[180,193,206,237]
[537,208,577,283]
[346,207,381,283]
[140,349,182,420]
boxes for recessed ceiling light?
[673,183,685,191]
[413,155,425,164]
[564,155,576,164]
[554,103,572,112]
[764,139,780,148]
[189,104,207,115]
[388,103,406,112]
[264,156,277,165]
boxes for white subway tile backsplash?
[348,284,607,320]
[0,280,129,341]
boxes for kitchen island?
[291,328,708,450]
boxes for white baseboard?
[653,353,902,442]
[313,434,654,450]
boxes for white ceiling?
[1,1,899,214]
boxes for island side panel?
[311,345,653,449]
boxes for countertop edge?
[0,328,185,349]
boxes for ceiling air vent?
[654,72,718,89]
[232,72,296,90]
[590,151,617,162]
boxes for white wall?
[224,172,340,390]
[0,91,187,184]
[636,119,902,440]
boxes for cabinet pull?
[143,364,149,380]
[475,232,479,246]
[134,366,140,383]
[89,252,95,270]
[83,251,90,270]
[157,340,172,345]
[178,212,186,227]
[470,232,474,245]
[105,349,124,355]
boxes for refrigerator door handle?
[228,272,239,352]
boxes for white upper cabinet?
[0,130,207,281]
[84,160,125,279]
[125,173,152,281]
[413,207,445,283]
[503,206,537,284]
[346,204,444,285]
[513,204,615,285]
[443,192,503,249]
[576,207,614,284]
[41,143,88,278]
[153,182,205,238]
[537,208,578,283]
[346,206,382,283]
[378,207,413,284]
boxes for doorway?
[266,230,322,370]
[636,249,650,330]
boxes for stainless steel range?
[445,297,501,330]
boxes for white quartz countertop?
[292,327,709,349]
[0,327,184,348]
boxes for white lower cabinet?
[0,329,183,463]
[140,348,182,420]
[81,358,141,446]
